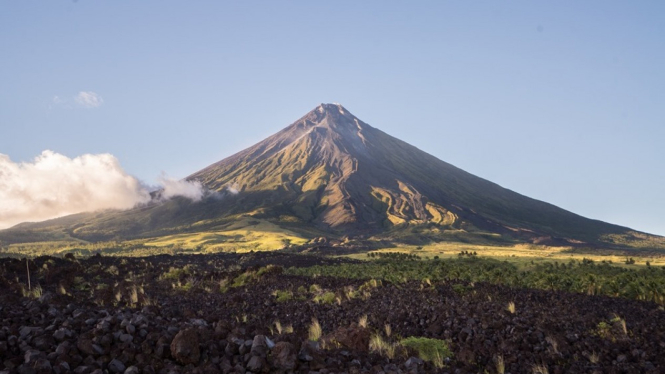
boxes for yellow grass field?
[346,242,665,269]
[143,219,308,252]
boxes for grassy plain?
[2,219,664,271]
[0,218,308,258]
[347,242,665,268]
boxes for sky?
[1,1,664,235]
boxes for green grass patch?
[313,291,336,304]
[400,337,452,368]
[272,289,294,302]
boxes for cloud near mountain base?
[158,174,205,201]
[0,151,204,229]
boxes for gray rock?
[92,344,105,355]
[298,340,321,362]
[24,349,43,364]
[108,358,126,373]
[250,335,269,357]
[54,362,70,374]
[73,366,90,374]
[53,329,67,342]
[119,334,134,343]
[19,326,35,339]
[246,355,265,372]
[32,358,52,374]
[124,366,140,374]
[225,340,239,355]
[405,357,424,368]
[55,341,70,355]
[38,292,54,304]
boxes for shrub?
[274,320,294,334]
[231,271,256,287]
[400,337,452,368]
[495,355,505,374]
[369,334,396,359]
[313,291,336,304]
[452,284,469,295]
[272,289,293,302]
[309,318,322,341]
[531,364,549,374]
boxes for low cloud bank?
[158,175,205,202]
[0,151,207,229]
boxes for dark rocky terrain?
[1,252,664,374]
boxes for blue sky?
[1,1,664,235]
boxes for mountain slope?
[1,103,662,250]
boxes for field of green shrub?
[287,255,665,305]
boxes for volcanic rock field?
[1,252,664,374]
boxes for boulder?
[269,342,296,370]
[246,355,265,372]
[170,328,200,365]
[323,324,371,352]
[108,358,125,373]
[250,335,269,357]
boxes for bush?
[400,337,452,368]
[313,291,336,304]
[369,334,396,359]
[309,318,322,341]
[272,289,293,302]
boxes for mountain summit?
[2,103,662,249]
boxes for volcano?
[2,103,661,249]
[182,103,646,245]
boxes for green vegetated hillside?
[1,103,663,255]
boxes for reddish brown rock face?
[270,341,297,370]
[170,328,200,365]
[324,324,371,352]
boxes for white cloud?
[51,91,104,109]
[225,184,239,195]
[74,91,104,108]
[0,151,211,229]
[0,151,150,229]
[158,175,205,202]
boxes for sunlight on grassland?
[143,218,308,252]
[347,243,665,269]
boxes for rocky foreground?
[1,252,664,374]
